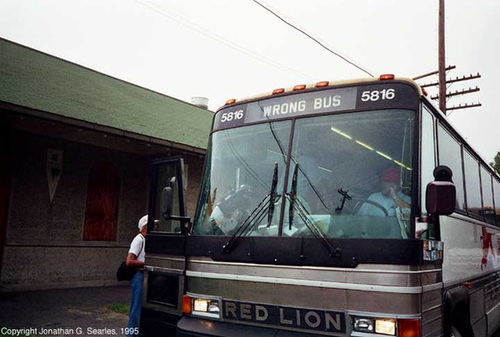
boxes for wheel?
[451,325,463,337]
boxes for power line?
[252,0,374,78]
[414,67,482,115]
[135,0,313,79]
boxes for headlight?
[375,319,396,335]
[183,295,221,319]
[353,316,397,336]
[353,317,374,333]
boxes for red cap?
[380,168,400,182]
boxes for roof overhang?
[0,101,207,156]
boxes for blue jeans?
[127,271,143,337]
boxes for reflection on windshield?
[194,122,291,236]
[194,109,414,239]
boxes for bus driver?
[357,167,411,217]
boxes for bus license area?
[262,95,342,117]
[222,300,346,334]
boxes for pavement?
[1,285,500,337]
[0,286,131,337]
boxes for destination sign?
[222,300,346,334]
[213,83,419,131]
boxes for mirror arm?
[165,215,193,235]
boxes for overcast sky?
[0,0,498,162]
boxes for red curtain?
[83,161,120,241]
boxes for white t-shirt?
[128,233,145,263]
[358,191,411,216]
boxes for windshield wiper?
[290,195,341,259]
[288,163,299,230]
[267,162,279,227]
[222,163,279,254]
[287,163,341,259]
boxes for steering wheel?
[217,185,256,214]
[351,198,388,216]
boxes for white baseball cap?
[138,215,148,230]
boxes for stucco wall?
[1,131,150,290]
[1,130,205,291]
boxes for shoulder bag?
[116,235,144,281]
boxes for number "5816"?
[220,110,244,123]
[361,88,395,102]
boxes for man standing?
[125,215,147,336]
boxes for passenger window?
[150,158,187,234]
[494,179,500,226]
[437,125,465,211]
[421,107,435,216]
[481,167,495,224]
[463,151,482,219]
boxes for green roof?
[0,38,213,151]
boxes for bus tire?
[444,286,473,337]
[451,325,463,337]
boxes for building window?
[83,161,120,241]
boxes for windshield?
[194,109,415,239]
[194,121,291,236]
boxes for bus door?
[140,157,189,336]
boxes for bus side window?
[421,107,435,217]
[481,167,495,225]
[418,107,437,239]
[437,124,466,212]
[463,151,482,219]
[494,179,500,226]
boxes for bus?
[140,76,500,337]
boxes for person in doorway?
[357,167,411,216]
[125,215,147,336]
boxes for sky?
[0,0,498,162]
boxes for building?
[0,38,213,291]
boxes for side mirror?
[160,177,192,234]
[161,177,176,219]
[426,181,456,215]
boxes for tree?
[491,152,500,173]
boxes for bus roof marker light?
[225,99,236,105]
[379,74,395,80]
[316,81,329,88]
[293,84,306,91]
[272,88,285,95]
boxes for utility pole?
[438,0,446,113]
[413,0,481,115]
